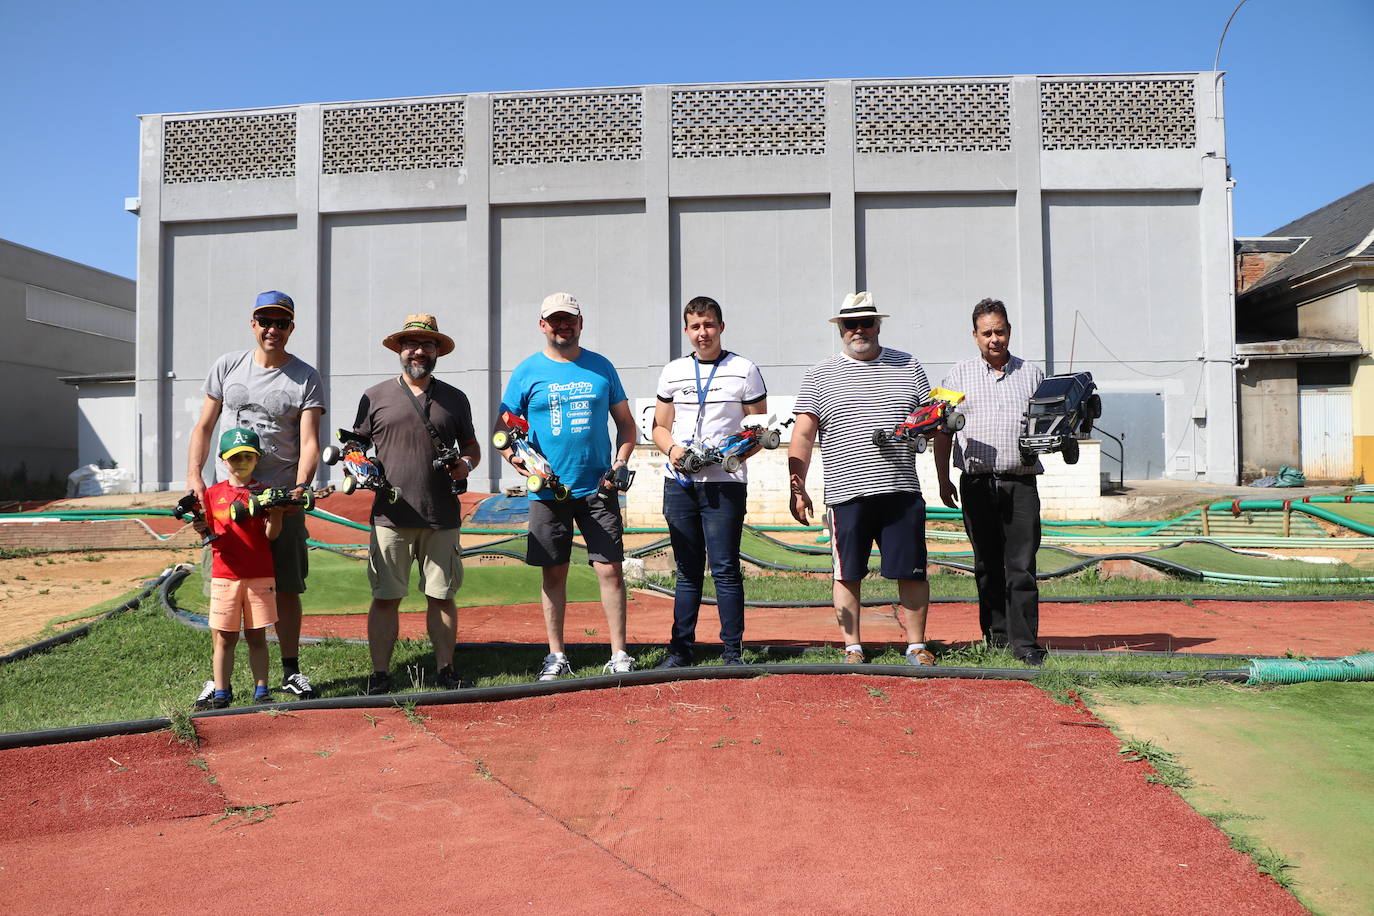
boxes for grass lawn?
[175,549,603,615]
[0,588,1256,735]
[1093,681,1374,914]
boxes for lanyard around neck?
[692,353,723,442]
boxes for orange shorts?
[208,577,278,632]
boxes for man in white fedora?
[787,292,938,666]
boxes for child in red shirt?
[199,428,284,708]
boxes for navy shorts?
[827,491,927,582]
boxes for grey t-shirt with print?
[203,350,327,488]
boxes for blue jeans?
[662,479,747,660]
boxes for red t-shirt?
[205,479,275,579]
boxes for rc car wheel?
[1087,394,1102,419]
[1062,437,1080,465]
[321,445,340,466]
[871,430,888,447]
[527,474,544,493]
[246,494,262,517]
[1020,448,1036,466]
[762,430,781,450]
[947,412,967,432]
[723,455,742,473]
[230,500,247,522]
[301,490,315,511]
[554,484,571,502]
[682,454,703,473]
[914,436,928,454]
[341,475,357,495]
[491,431,510,450]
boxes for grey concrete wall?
[1298,286,1359,341]
[0,239,134,482]
[136,73,1238,492]
[1237,359,1300,476]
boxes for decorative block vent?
[163,113,296,183]
[492,92,642,166]
[671,86,826,158]
[855,82,1010,153]
[1040,79,1195,150]
[322,101,464,174]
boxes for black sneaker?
[253,690,273,705]
[281,672,317,699]
[722,656,746,666]
[436,665,466,690]
[193,679,216,710]
[654,653,693,669]
[209,692,233,710]
[366,671,393,695]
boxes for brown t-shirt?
[352,376,476,529]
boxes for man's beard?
[844,336,878,359]
[401,354,435,380]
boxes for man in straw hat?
[187,290,325,705]
[351,314,480,694]
[788,292,939,666]
[495,292,639,681]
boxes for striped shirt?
[943,354,1045,475]
[794,348,931,505]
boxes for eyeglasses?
[254,316,293,331]
[840,318,876,331]
[399,339,437,352]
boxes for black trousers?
[959,474,1041,655]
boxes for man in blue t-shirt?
[496,292,639,681]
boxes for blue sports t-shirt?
[500,350,628,500]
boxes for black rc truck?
[1019,371,1101,466]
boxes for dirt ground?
[0,547,198,650]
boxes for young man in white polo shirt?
[651,296,768,667]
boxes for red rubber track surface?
[1,678,1301,914]
[301,595,1374,658]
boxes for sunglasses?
[254,316,293,331]
[840,318,876,331]
[399,339,438,352]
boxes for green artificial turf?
[1094,681,1374,914]
[175,549,603,615]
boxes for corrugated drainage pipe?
[1247,653,1374,685]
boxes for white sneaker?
[538,653,572,682]
[603,651,635,675]
[192,679,215,710]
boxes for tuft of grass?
[474,759,493,780]
[398,700,428,727]
[1118,737,1194,788]
[163,700,199,748]
[865,686,889,702]
[212,804,275,828]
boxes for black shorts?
[828,491,927,582]
[526,493,625,566]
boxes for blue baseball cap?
[253,290,295,317]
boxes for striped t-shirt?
[794,348,931,506]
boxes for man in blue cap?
[187,290,326,706]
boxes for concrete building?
[133,73,1236,495]
[1235,182,1374,482]
[0,240,135,488]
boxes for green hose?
[1247,653,1374,685]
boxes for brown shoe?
[905,648,936,666]
[844,649,866,664]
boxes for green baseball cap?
[218,427,263,459]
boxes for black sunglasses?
[840,318,876,331]
[254,316,293,331]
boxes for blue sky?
[2,0,1369,279]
